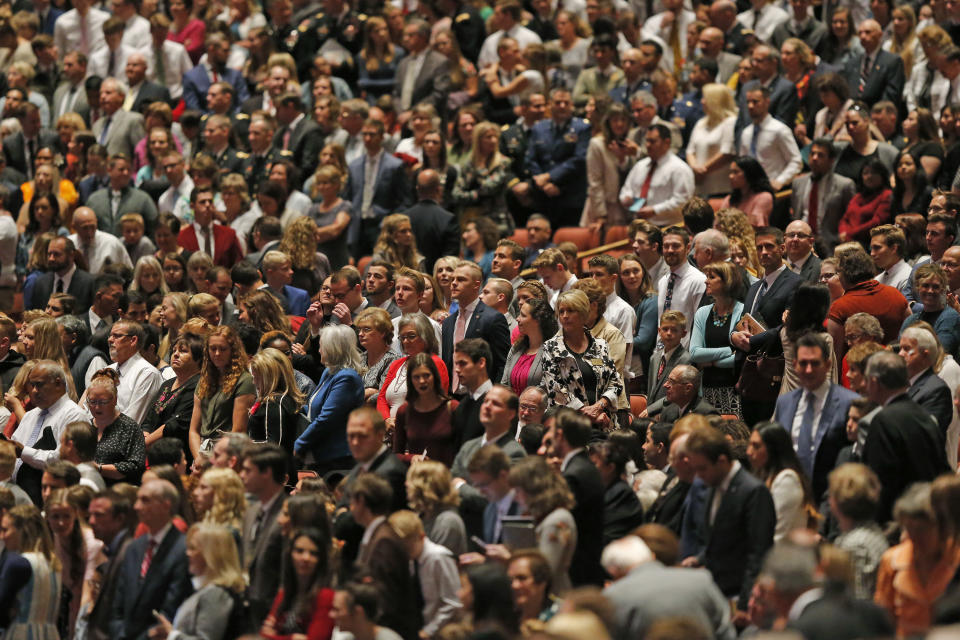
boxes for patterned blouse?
[450,157,514,234]
[95,413,147,484]
[541,330,624,421]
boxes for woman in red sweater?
[838,158,892,245]
[393,353,459,466]
[261,528,335,640]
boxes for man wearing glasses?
[105,320,162,425]
[783,220,822,284]
[10,360,88,505]
[902,207,959,308]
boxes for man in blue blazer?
[441,262,510,390]
[774,333,858,502]
[261,250,310,316]
[110,479,192,640]
[346,118,411,257]
[465,444,523,544]
[181,33,250,113]
[37,4,64,34]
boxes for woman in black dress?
[86,369,147,485]
[142,332,205,464]
[248,348,305,463]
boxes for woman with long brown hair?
[394,353,458,467]
[371,213,425,271]
[22,317,77,400]
[238,290,291,336]
[451,121,514,236]
[582,103,637,234]
[187,326,255,460]
[357,16,404,101]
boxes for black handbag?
[735,330,785,403]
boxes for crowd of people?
[3,0,960,637]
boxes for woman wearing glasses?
[86,369,147,485]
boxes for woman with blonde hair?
[150,523,247,640]
[238,290,290,336]
[884,4,921,79]
[159,292,190,361]
[432,256,459,313]
[582,103,637,233]
[278,217,330,297]
[356,307,400,403]
[451,120,514,235]
[22,317,76,400]
[193,467,247,532]
[188,326,255,459]
[129,255,169,299]
[372,213,426,271]
[714,207,762,275]
[432,28,478,102]
[358,16,404,100]
[687,83,737,196]
[406,460,467,555]
[0,504,61,639]
[248,348,305,461]
[308,164,352,270]
[553,9,591,86]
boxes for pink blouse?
[720,191,774,228]
[167,19,206,65]
[510,353,536,395]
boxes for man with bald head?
[708,0,751,55]
[123,51,170,113]
[783,220,821,283]
[68,207,132,275]
[941,246,960,301]
[845,19,904,105]
[611,46,656,105]
[403,169,459,271]
[697,26,741,83]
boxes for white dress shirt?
[53,264,77,297]
[736,3,790,42]
[12,394,89,479]
[88,308,111,334]
[108,352,162,425]
[619,151,695,227]
[418,538,462,636]
[192,221,216,260]
[121,15,152,55]
[148,40,192,100]
[546,274,578,309]
[876,258,912,295]
[159,174,195,223]
[641,8,697,71]
[54,7,108,57]
[656,261,706,348]
[69,230,132,276]
[605,291,637,345]
[790,379,831,456]
[738,115,803,189]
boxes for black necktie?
[55,277,63,293]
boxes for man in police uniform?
[201,81,251,150]
[241,111,282,188]
[295,0,366,79]
[436,0,485,62]
[515,88,590,228]
[502,92,546,181]
[201,114,247,175]
[709,0,754,56]
[671,58,715,147]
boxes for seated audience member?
[647,364,719,421]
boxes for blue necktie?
[797,391,815,477]
[751,279,769,315]
[99,117,112,145]
[750,124,761,156]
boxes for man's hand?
[680,556,701,568]
[637,206,656,218]
[543,183,560,197]
[332,302,352,325]
[731,330,752,351]
[533,173,551,189]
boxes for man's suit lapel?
[131,528,175,609]
[814,385,839,453]
[465,302,485,337]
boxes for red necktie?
[808,179,819,236]
[641,159,656,200]
[140,540,156,578]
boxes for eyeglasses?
[87,399,112,407]
[109,333,134,340]
[819,272,837,281]
[519,403,541,412]
[399,333,421,342]
[784,232,811,239]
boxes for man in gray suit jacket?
[784,220,823,284]
[393,18,450,116]
[603,536,736,640]
[239,443,288,627]
[791,139,855,257]
[52,51,91,124]
[647,312,691,406]
[86,154,158,236]
[92,77,145,159]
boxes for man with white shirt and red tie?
[790,139,854,257]
[619,124,694,228]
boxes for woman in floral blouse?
[451,120,515,235]
[540,290,624,430]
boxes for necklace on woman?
[711,306,732,327]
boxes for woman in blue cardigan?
[296,324,365,473]
[689,261,745,418]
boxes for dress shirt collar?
[258,489,281,516]
[803,378,831,403]
[149,521,173,548]
[882,259,908,279]
[496,489,516,512]
[763,263,787,287]
[560,447,584,472]
[663,345,679,362]
[909,367,930,387]
[88,307,109,330]
[116,351,146,377]
[470,379,493,401]
[788,587,824,621]
[287,112,305,132]
[717,459,741,493]
[789,252,811,272]
[671,260,695,278]
[57,263,77,292]
[480,427,510,447]
[44,393,74,418]
[458,296,480,322]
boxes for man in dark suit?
[452,338,492,447]
[467,444,523,545]
[863,350,950,521]
[770,0,827,50]
[648,365,720,421]
[28,236,95,310]
[201,113,246,175]
[549,408,605,586]
[902,326,954,435]
[441,262,511,389]
[109,479,193,640]
[404,169,459,272]
[177,186,244,269]
[346,118,411,257]
[87,489,134,640]
[334,407,408,567]
[123,52,171,113]
[684,424,776,618]
[3,102,59,177]
[181,33,250,113]
[239,443,288,626]
[92,78,146,159]
[34,0,64,34]
[52,51,90,124]
[784,220,822,284]
[645,427,696,535]
[393,18,450,116]
[273,92,322,185]
[647,311,691,405]
[845,19,905,107]
[738,229,803,330]
[0,546,29,629]
[774,333,858,501]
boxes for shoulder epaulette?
[455,12,470,22]
[501,123,510,131]
[236,113,249,119]
[236,151,249,158]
